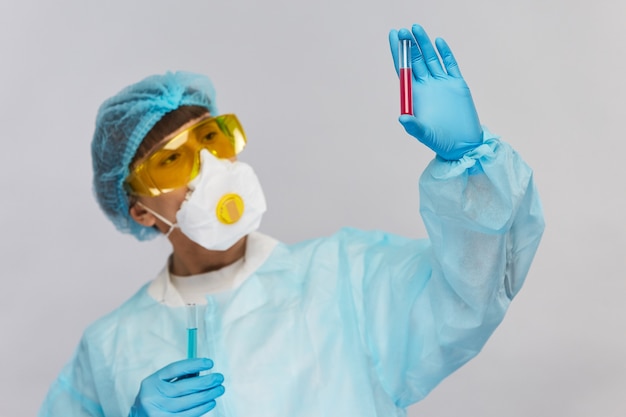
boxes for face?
[128,113,238,234]
[129,114,209,232]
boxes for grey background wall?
[1,0,624,415]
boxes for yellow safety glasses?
[125,114,246,197]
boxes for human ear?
[129,201,157,227]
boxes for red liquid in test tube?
[399,40,413,115]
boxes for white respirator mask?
[140,149,267,251]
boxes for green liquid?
[187,328,197,359]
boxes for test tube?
[187,303,198,359]
[186,303,200,378]
[399,39,413,115]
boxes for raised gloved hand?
[129,358,225,417]
[389,24,483,161]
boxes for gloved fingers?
[398,27,430,80]
[162,385,225,413]
[388,29,400,76]
[156,358,215,382]
[411,24,446,79]
[435,37,463,78]
[389,28,430,80]
[161,372,225,398]
[173,400,217,417]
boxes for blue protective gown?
[39,133,544,417]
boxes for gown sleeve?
[356,129,545,407]
[38,336,105,417]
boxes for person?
[39,24,544,417]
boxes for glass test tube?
[186,303,198,359]
[399,39,413,115]
[185,303,200,378]
[174,304,200,381]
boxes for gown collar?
[148,232,280,307]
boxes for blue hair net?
[91,71,218,240]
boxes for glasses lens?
[144,137,197,194]
[126,114,247,196]
[189,115,246,160]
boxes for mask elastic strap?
[136,201,178,237]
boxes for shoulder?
[81,282,153,347]
[285,227,423,254]
[267,227,428,276]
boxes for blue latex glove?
[389,24,483,160]
[129,358,225,417]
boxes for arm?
[38,332,224,417]
[359,24,544,406]
[38,338,105,417]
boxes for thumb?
[399,115,429,145]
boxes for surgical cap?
[91,71,218,240]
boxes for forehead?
[133,113,212,167]
[153,113,212,150]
